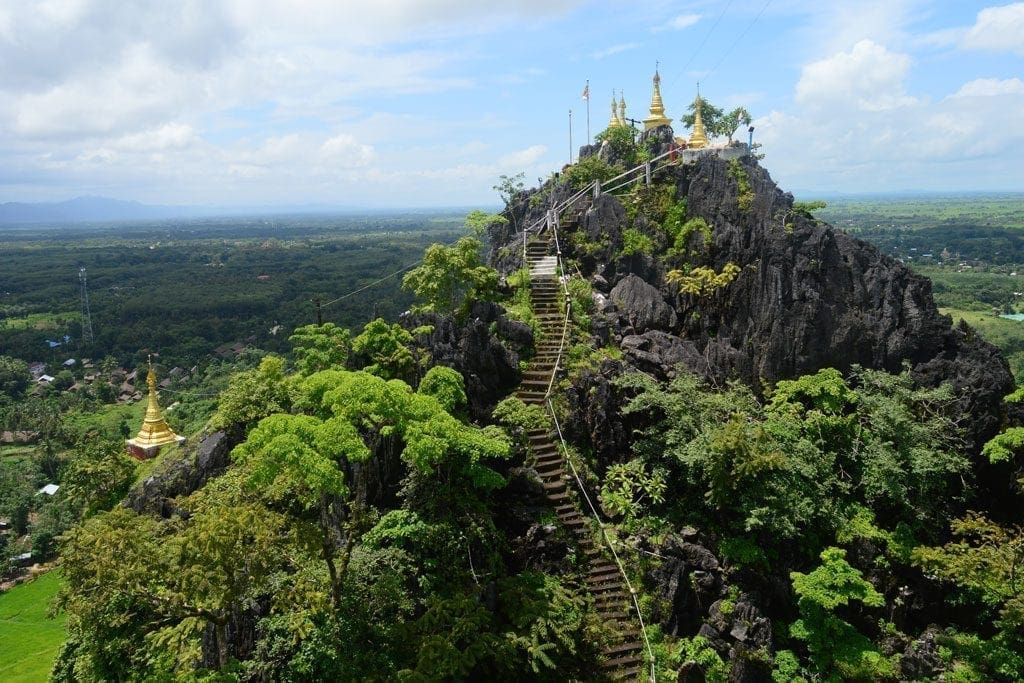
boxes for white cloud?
[795,40,918,112]
[320,134,375,167]
[653,13,700,32]
[498,145,547,167]
[591,43,640,59]
[755,67,1024,193]
[952,77,1024,98]
[669,13,701,29]
[114,123,199,153]
[962,3,1024,56]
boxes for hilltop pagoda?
[687,89,709,149]
[126,357,184,460]
[642,69,672,130]
[608,92,624,128]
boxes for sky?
[0,0,1021,208]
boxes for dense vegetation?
[3,185,1024,680]
[0,213,464,370]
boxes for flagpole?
[585,79,590,143]
[568,109,573,164]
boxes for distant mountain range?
[0,196,210,224]
[0,196,494,225]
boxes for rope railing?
[530,208,655,682]
[548,401,657,683]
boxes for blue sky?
[0,1,1021,207]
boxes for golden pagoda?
[688,88,709,149]
[618,93,627,127]
[643,69,672,130]
[126,357,184,459]
[608,93,623,128]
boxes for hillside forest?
[1,147,1024,682]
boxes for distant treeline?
[0,214,466,369]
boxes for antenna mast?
[79,267,94,345]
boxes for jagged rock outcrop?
[493,153,1012,454]
[648,533,725,636]
[402,300,531,423]
[609,275,677,333]
[125,430,235,517]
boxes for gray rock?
[402,301,528,423]
[610,274,677,333]
[125,430,234,517]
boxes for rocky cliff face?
[492,153,1012,455]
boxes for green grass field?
[940,307,1024,382]
[0,571,66,682]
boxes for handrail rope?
[548,401,657,682]
[536,209,655,681]
[320,231,466,309]
[543,211,572,399]
[323,144,679,314]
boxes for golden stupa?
[618,93,627,127]
[608,93,623,128]
[688,89,709,149]
[126,357,184,458]
[643,69,672,130]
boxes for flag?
[581,83,589,101]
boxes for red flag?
[581,83,589,101]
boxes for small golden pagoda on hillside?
[643,69,672,130]
[126,357,184,460]
[608,93,623,128]
[688,88,709,149]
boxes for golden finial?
[688,86,709,149]
[643,66,672,131]
[126,354,184,456]
[619,93,627,127]
[609,91,622,128]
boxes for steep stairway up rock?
[515,236,647,681]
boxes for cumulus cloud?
[952,77,1024,98]
[320,134,375,167]
[756,67,1024,193]
[962,3,1024,56]
[498,145,547,167]
[795,40,918,111]
[591,43,640,59]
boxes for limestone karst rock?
[491,153,1013,456]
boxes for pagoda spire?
[126,355,184,459]
[643,67,672,130]
[608,91,622,128]
[688,85,709,149]
[618,92,627,128]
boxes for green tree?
[289,322,351,375]
[464,209,507,238]
[417,366,467,414]
[351,318,415,381]
[715,107,752,141]
[61,439,137,517]
[0,355,30,398]
[210,355,293,435]
[682,97,724,136]
[913,513,1024,650]
[789,547,893,681]
[401,237,499,316]
[493,172,526,228]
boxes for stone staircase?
[514,235,646,682]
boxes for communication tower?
[79,267,94,345]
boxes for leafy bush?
[562,156,624,190]
[728,159,754,212]
[620,228,654,257]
